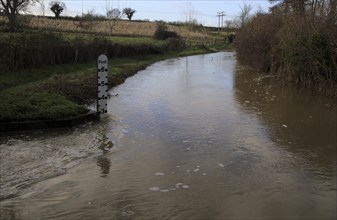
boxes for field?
[0,16,223,42]
[27,17,208,38]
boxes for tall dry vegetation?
[0,16,209,39]
[236,0,337,96]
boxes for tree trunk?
[328,0,337,25]
[8,12,17,31]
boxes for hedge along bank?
[0,34,223,131]
[0,31,186,72]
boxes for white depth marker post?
[97,54,108,114]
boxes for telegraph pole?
[217,11,225,33]
[220,12,225,30]
[217,12,221,33]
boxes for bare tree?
[39,0,45,16]
[224,19,234,29]
[269,0,309,15]
[49,0,66,19]
[328,0,337,24]
[182,2,198,25]
[0,0,38,31]
[106,7,123,36]
[233,3,253,28]
[107,8,121,20]
[270,0,336,22]
[123,8,136,21]
[79,8,101,32]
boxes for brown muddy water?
[0,52,336,220]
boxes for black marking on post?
[97,54,108,115]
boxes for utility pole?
[221,11,225,30]
[217,11,225,33]
[217,12,221,33]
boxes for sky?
[30,0,273,27]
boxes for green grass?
[58,32,167,46]
[0,41,227,123]
[0,62,94,91]
[0,92,88,122]
[177,43,232,57]
[0,55,167,122]
[0,31,165,45]
[109,36,165,46]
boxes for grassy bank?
[0,17,228,124]
[0,43,225,122]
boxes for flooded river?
[0,52,336,219]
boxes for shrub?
[153,23,179,40]
[166,37,186,51]
[236,13,283,71]
[235,11,337,96]
[276,17,337,92]
[0,31,182,72]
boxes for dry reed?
[23,17,209,40]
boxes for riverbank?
[0,43,227,130]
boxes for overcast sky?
[30,0,273,27]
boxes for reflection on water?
[234,66,336,178]
[97,133,113,177]
[0,52,336,220]
[96,155,111,177]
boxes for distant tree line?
[0,0,137,31]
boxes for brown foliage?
[236,13,283,71]
[236,1,337,96]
